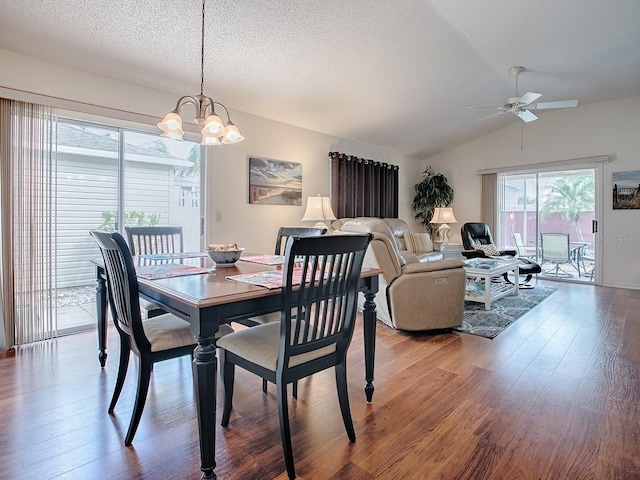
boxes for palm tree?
[540,175,594,243]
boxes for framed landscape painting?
[249,156,302,206]
[612,170,640,209]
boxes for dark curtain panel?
[329,152,399,219]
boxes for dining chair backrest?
[125,226,184,256]
[279,233,372,372]
[90,230,150,355]
[274,226,327,255]
[541,233,570,263]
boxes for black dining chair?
[217,233,372,480]
[124,226,184,318]
[251,226,326,394]
[90,230,232,446]
[250,226,327,326]
[124,225,184,256]
[274,226,327,255]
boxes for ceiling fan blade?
[531,99,579,110]
[518,92,542,106]
[466,106,506,110]
[516,109,538,123]
[473,111,507,122]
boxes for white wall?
[204,113,423,252]
[0,48,423,255]
[425,95,640,290]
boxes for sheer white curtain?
[0,98,57,349]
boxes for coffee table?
[464,258,520,310]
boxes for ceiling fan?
[468,66,578,123]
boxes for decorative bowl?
[205,247,245,267]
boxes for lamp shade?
[301,196,336,222]
[430,207,457,224]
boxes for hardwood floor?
[1,279,639,479]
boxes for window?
[497,168,597,283]
[55,119,203,332]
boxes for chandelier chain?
[157,0,243,144]
[200,0,205,96]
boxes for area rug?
[455,286,557,339]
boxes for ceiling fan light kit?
[468,65,579,123]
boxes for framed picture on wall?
[248,156,303,206]
[612,170,640,209]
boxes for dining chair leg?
[124,357,153,446]
[221,358,235,427]
[263,379,299,399]
[109,336,131,413]
[335,361,356,441]
[277,377,296,480]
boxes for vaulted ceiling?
[1,0,639,159]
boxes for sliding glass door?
[55,119,202,333]
[497,167,597,284]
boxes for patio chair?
[513,232,538,258]
[581,249,595,281]
[217,233,372,480]
[540,233,573,277]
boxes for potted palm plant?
[412,166,454,238]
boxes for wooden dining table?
[92,254,381,479]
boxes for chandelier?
[157,0,244,145]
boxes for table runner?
[136,264,211,280]
[239,254,285,265]
[139,251,208,260]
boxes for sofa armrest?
[402,258,464,274]
[388,260,466,331]
[400,250,443,263]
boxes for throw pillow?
[473,244,501,257]
[404,232,433,253]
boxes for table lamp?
[301,195,337,229]
[430,207,457,243]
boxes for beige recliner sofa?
[330,217,443,263]
[333,217,466,331]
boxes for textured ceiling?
[1,0,639,159]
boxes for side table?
[440,243,463,260]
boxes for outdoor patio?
[56,285,97,332]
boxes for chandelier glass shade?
[157,0,244,146]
